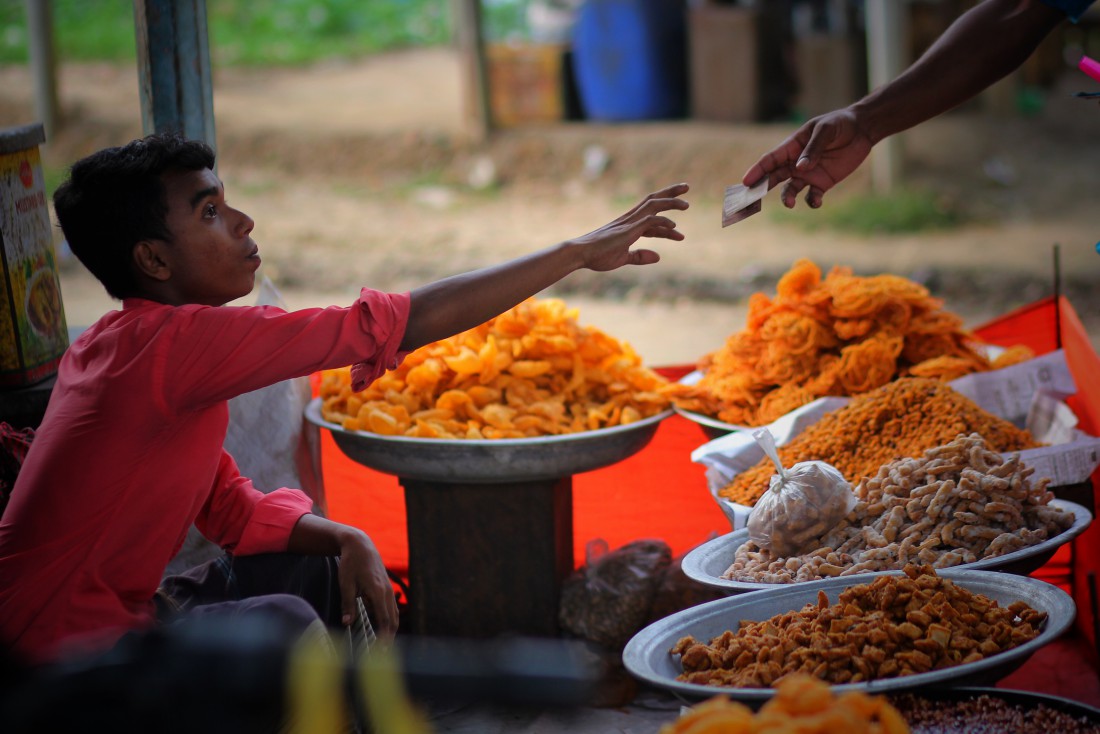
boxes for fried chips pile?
[662,674,909,734]
[319,298,670,439]
[667,259,1032,427]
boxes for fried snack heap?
[319,297,670,438]
[672,564,1047,688]
[724,433,1074,583]
[661,674,909,734]
[719,377,1039,507]
[666,259,1032,427]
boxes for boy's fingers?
[628,248,660,266]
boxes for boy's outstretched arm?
[287,514,401,639]
[399,183,689,352]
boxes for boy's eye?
[203,203,217,218]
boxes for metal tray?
[622,569,1076,702]
[305,397,672,483]
[680,498,1092,592]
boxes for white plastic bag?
[746,428,857,557]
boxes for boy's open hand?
[570,183,689,272]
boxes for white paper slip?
[722,179,768,226]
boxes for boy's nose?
[237,210,255,236]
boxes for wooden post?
[401,476,574,637]
[452,0,491,141]
[23,0,60,139]
[865,0,905,194]
[133,0,217,150]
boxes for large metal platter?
[680,499,1092,592]
[622,569,1076,702]
[305,397,672,483]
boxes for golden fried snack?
[319,297,670,438]
[661,674,909,733]
[725,432,1074,583]
[672,565,1046,689]
[665,259,1033,427]
[719,377,1040,507]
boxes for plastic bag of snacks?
[558,538,672,650]
[747,428,857,557]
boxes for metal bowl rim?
[623,568,1075,700]
[305,397,673,447]
[680,498,1092,591]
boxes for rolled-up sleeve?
[195,450,313,554]
[351,288,411,391]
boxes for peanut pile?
[724,433,1074,583]
[673,564,1047,688]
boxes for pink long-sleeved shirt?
[0,288,410,663]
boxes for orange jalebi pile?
[665,259,1033,427]
[319,297,670,438]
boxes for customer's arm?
[743,0,1066,208]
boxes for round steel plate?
[679,499,1091,593]
[305,397,672,483]
[622,569,1076,702]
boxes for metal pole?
[24,0,61,139]
[865,0,905,194]
[133,0,217,150]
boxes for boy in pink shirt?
[0,133,689,664]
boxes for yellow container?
[487,42,566,128]
[0,123,67,388]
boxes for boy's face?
[157,167,260,306]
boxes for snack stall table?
[307,401,675,637]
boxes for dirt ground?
[2,47,1098,366]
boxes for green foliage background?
[0,1,532,65]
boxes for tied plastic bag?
[747,428,857,557]
[558,538,672,650]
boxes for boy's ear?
[133,240,172,282]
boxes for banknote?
[722,178,768,227]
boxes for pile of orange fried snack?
[661,674,909,733]
[665,259,1032,427]
[319,297,670,438]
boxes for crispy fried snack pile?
[719,377,1040,507]
[666,259,1032,427]
[672,564,1047,688]
[319,297,670,438]
[725,433,1073,583]
[661,674,909,733]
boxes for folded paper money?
[722,179,768,227]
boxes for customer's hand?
[742,108,874,209]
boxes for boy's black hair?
[53,133,216,300]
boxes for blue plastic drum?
[570,0,688,121]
